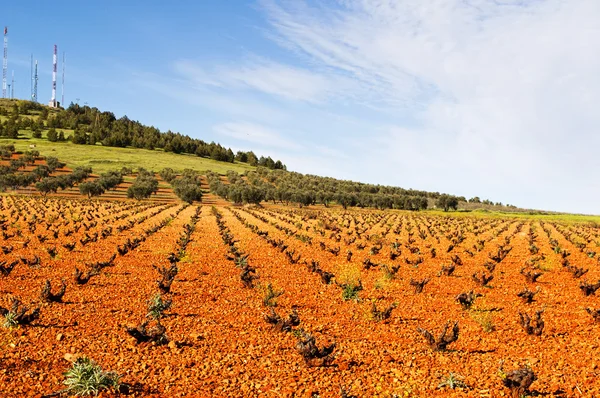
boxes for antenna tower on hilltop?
[49,44,58,107]
[33,60,38,102]
[61,52,65,106]
[2,27,8,98]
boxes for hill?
[0,98,284,174]
[0,98,551,214]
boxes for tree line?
[207,168,458,210]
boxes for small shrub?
[520,267,542,283]
[565,265,588,279]
[154,263,178,293]
[40,279,67,303]
[295,330,336,367]
[0,298,40,328]
[499,364,536,398]
[264,307,300,332]
[73,268,98,285]
[471,312,495,333]
[518,310,544,336]
[586,308,600,322]
[409,278,430,294]
[579,280,600,296]
[240,266,258,288]
[262,283,284,307]
[0,260,18,277]
[440,264,455,276]
[517,287,540,304]
[417,321,459,351]
[146,293,172,320]
[336,264,362,300]
[472,272,493,287]
[340,281,363,301]
[126,320,168,344]
[382,264,400,280]
[63,356,121,396]
[455,291,481,310]
[370,302,397,322]
[438,373,467,389]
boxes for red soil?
[0,198,599,397]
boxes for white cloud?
[254,0,600,213]
[132,70,289,123]
[174,57,348,103]
[213,121,302,151]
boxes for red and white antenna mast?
[2,27,7,98]
[50,44,57,106]
[61,52,65,106]
[49,44,58,108]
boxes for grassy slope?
[0,133,254,175]
[0,99,254,174]
[424,208,600,224]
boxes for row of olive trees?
[207,171,264,205]
[0,146,83,193]
[244,167,462,210]
[207,170,431,210]
[78,170,125,198]
[36,167,92,196]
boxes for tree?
[436,194,459,212]
[32,128,42,139]
[98,171,123,191]
[47,128,58,142]
[228,186,243,204]
[31,165,50,181]
[173,180,203,203]
[71,130,88,144]
[4,123,18,139]
[247,151,258,166]
[21,152,37,165]
[79,181,105,198]
[242,186,265,205]
[159,168,177,183]
[35,178,60,196]
[127,171,158,200]
[235,151,248,163]
[46,157,65,172]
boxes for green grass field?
[424,208,600,224]
[0,133,254,175]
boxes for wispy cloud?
[252,0,600,213]
[174,57,348,103]
[213,121,302,151]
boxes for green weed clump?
[63,356,121,396]
[146,293,172,320]
[262,283,284,307]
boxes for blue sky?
[4,1,600,214]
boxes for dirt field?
[1,197,599,397]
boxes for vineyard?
[1,197,600,397]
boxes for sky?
[3,0,600,214]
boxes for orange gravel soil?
[1,198,599,397]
